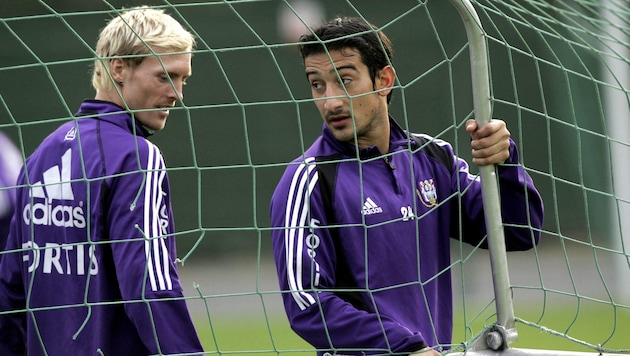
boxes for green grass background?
[192,302,630,355]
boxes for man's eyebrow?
[305,70,318,79]
[305,64,358,79]
[331,64,358,74]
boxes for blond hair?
[92,6,195,92]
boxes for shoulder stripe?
[411,133,455,175]
[284,157,318,310]
[143,143,173,292]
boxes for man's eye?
[341,78,351,86]
[311,82,323,90]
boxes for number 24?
[400,206,415,221]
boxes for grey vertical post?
[448,0,517,350]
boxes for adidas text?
[362,206,383,215]
[23,199,86,228]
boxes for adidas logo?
[64,127,76,141]
[22,148,86,228]
[362,197,383,215]
[31,148,75,200]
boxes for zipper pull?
[384,156,396,170]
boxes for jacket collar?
[321,115,414,157]
[75,100,153,138]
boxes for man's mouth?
[327,114,351,128]
[158,105,173,115]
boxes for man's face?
[304,48,388,148]
[117,52,192,131]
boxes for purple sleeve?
[106,140,203,354]
[454,139,544,249]
[497,141,544,249]
[0,211,27,356]
[270,158,427,353]
[0,132,22,249]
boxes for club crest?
[417,179,438,207]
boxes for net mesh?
[0,0,629,354]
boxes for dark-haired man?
[270,17,543,355]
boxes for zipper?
[383,154,402,195]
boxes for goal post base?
[447,348,622,356]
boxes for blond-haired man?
[0,7,203,355]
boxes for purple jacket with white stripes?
[270,118,543,355]
[0,100,202,355]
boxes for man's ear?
[109,58,126,83]
[376,65,396,98]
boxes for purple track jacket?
[270,118,544,355]
[0,131,22,248]
[0,100,203,355]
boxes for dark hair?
[298,17,394,103]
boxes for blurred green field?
[514,303,630,352]
[193,302,630,355]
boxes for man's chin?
[137,117,167,132]
[329,130,354,144]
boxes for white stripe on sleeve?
[144,144,158,292]
[143,143,173,292]
[284,157,319,310]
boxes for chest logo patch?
[362,197,383,215]
[417,179,438,207]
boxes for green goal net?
[1,0,629,355]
